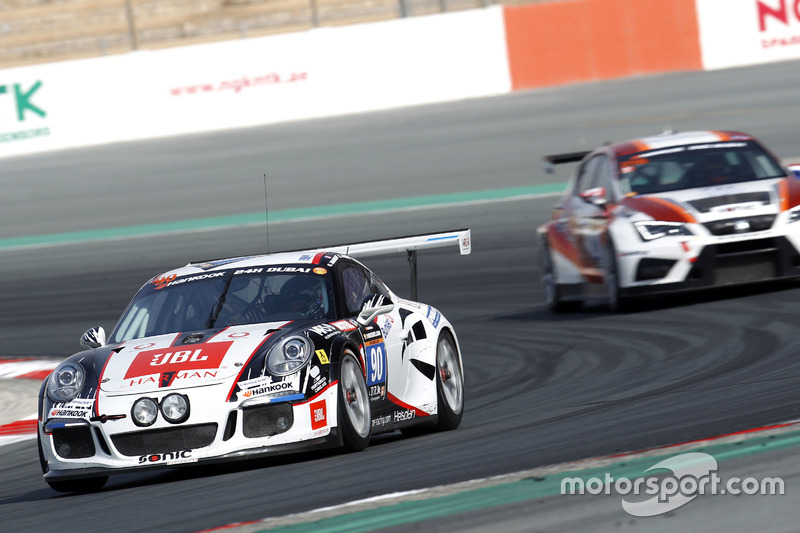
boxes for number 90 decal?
[365,340,386,386]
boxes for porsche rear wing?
[325,229,471,300]
[543,151,591,174]
[326,229,471,258]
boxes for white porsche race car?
[38,230,470,492]
[538,130,800,311]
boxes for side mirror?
[579,186,608,207]
[356,294,394,326]
[80,326,106,349]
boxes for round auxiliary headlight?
[132,397,158,427]
[160,394,189,424]
[46,362,85,402]
[266,336,313,376]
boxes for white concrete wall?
[0,6,510,159]
[697,0,800,70]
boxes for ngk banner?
[0,7,510,160]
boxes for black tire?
[401,330,464,437]
[604,241,629,312]
[541,238,581,313]
[434,331,464,431]
[46,476,108,494]
[338,350,371,452]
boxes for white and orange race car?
[538,130,800,311]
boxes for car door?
[337,261,402,405]
[567,155,607,279]
[576,154,615,279]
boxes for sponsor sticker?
[151,274,177,290]
[155,271,226,290]
[315,349,330,364]
[238,376,272,389]
[364,338,386,389]
[240,381,294,398]
[331,320,357,332]
[134,343,156,350]
[363,330,383,340]
[309,365,328,394]
[310,400,327,430]
[233,268,263,275]
[378,315,394,337]
[372,414,392,428]
[238,375,300,399]
[124,342,233,388]
[425,306,441,328]
[393,410,416,423]
[368,384,386,402]
[310,323,339,339]
[138,450,193,464]
[50,398,94,418]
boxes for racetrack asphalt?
[3,59,800,532]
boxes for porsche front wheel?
[338,350,371,451]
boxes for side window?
[591,155,614,201]
[340,264,371,316]
[368,272,391,299]
[575,156,602,195]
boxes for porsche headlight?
[132,397,158,427]
[160,394,189,424]
[634,221,693,241]
[266,336,314,376]
[46,362,85,402]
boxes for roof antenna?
[662,125,674,135]
[263,173,271,254]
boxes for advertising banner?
[697,0,800,69]
[0,7,510,159]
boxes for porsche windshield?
[618,141,786,195]
[110,269,335,343]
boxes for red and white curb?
[0,416,39,446]
[0,358,59,447]
[0,358,60,381]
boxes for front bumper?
[40,384,339,481]
[617,234,800,297]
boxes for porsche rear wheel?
[338,350,371,452]
[435,331,464,431]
